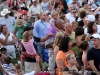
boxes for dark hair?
[0,47,7,53]
[95,14,100,21]
[1,25,6,32]
[82,2,87,7]
[59,15,65,21]
[78,41,88,51]
[75,26,84,37]
[59,36,71,52]
[1,0,7,2]
[4,56,12,64]
[11,6,18,11]
[87,22,95,34]
[80,11,86,19]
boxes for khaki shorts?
[25,61,36,73]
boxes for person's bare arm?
[54,46,59,58]
[22,52,35,58]
[40,33,54,42]
[6,36,15,45]
[88,60,99,75]
[34,56,41,74]
[0,33,10,45]
[56,60,64,70]
[93,7,100,16]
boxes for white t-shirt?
[29,5,43,15]
[66,13,75,23]
[0,16,16,32]
[8,71,35,75]
[84,25,100,34]
[0,33,15,52]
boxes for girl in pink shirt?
[22,31,37,56]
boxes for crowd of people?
[0,0,100,75]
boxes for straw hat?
[16,19,24,27]
[1,9,11,16]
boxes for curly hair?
[59,36,71,52]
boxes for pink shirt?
[22,39,37,55]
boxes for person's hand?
[6,32,10,37]
[47,33,54,37]
[40,42,45,46]
[35,55,42,63]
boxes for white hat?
[90,33,100,39]
[85,15,95,21]
[32,0,36,1]
[91,4,97,10]
[1,9,11,16]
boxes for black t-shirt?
[78,20,84,27]
[87,48,100,72]
[63,66,80,71]
[21,36,41,62]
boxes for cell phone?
[31,17,35,22]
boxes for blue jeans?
[37,44,44,60]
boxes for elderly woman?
[0,25,16,59]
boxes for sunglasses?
[72,12,76,13]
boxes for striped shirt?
[2,63,14,73]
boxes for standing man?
[0,9,16,32]
[87,33,100,75]
[28,0,43,18]
[34,12,48,61]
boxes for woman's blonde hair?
[53,31,64,49]
[66,54,74,61]
[51,11,59,17]
[23,31,31,42]
[72,21,78,26]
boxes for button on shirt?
[0,16,16,32]
[29,5,43,15]
[34,20,48,38]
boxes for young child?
[21,31,40,68]
[0,55,40,75]
[0,47,8,64]
[2,56,14,73]
[50,11,59,31]
[0,47,7,58]
[22,31,37,57]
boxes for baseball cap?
[90,33,100,39]
[85,15,95,21]
[91,4,97,10]
[24,26,34,32]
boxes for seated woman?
[63,54,80,75]
[56,36,74,75]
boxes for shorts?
[25,61,36,73]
